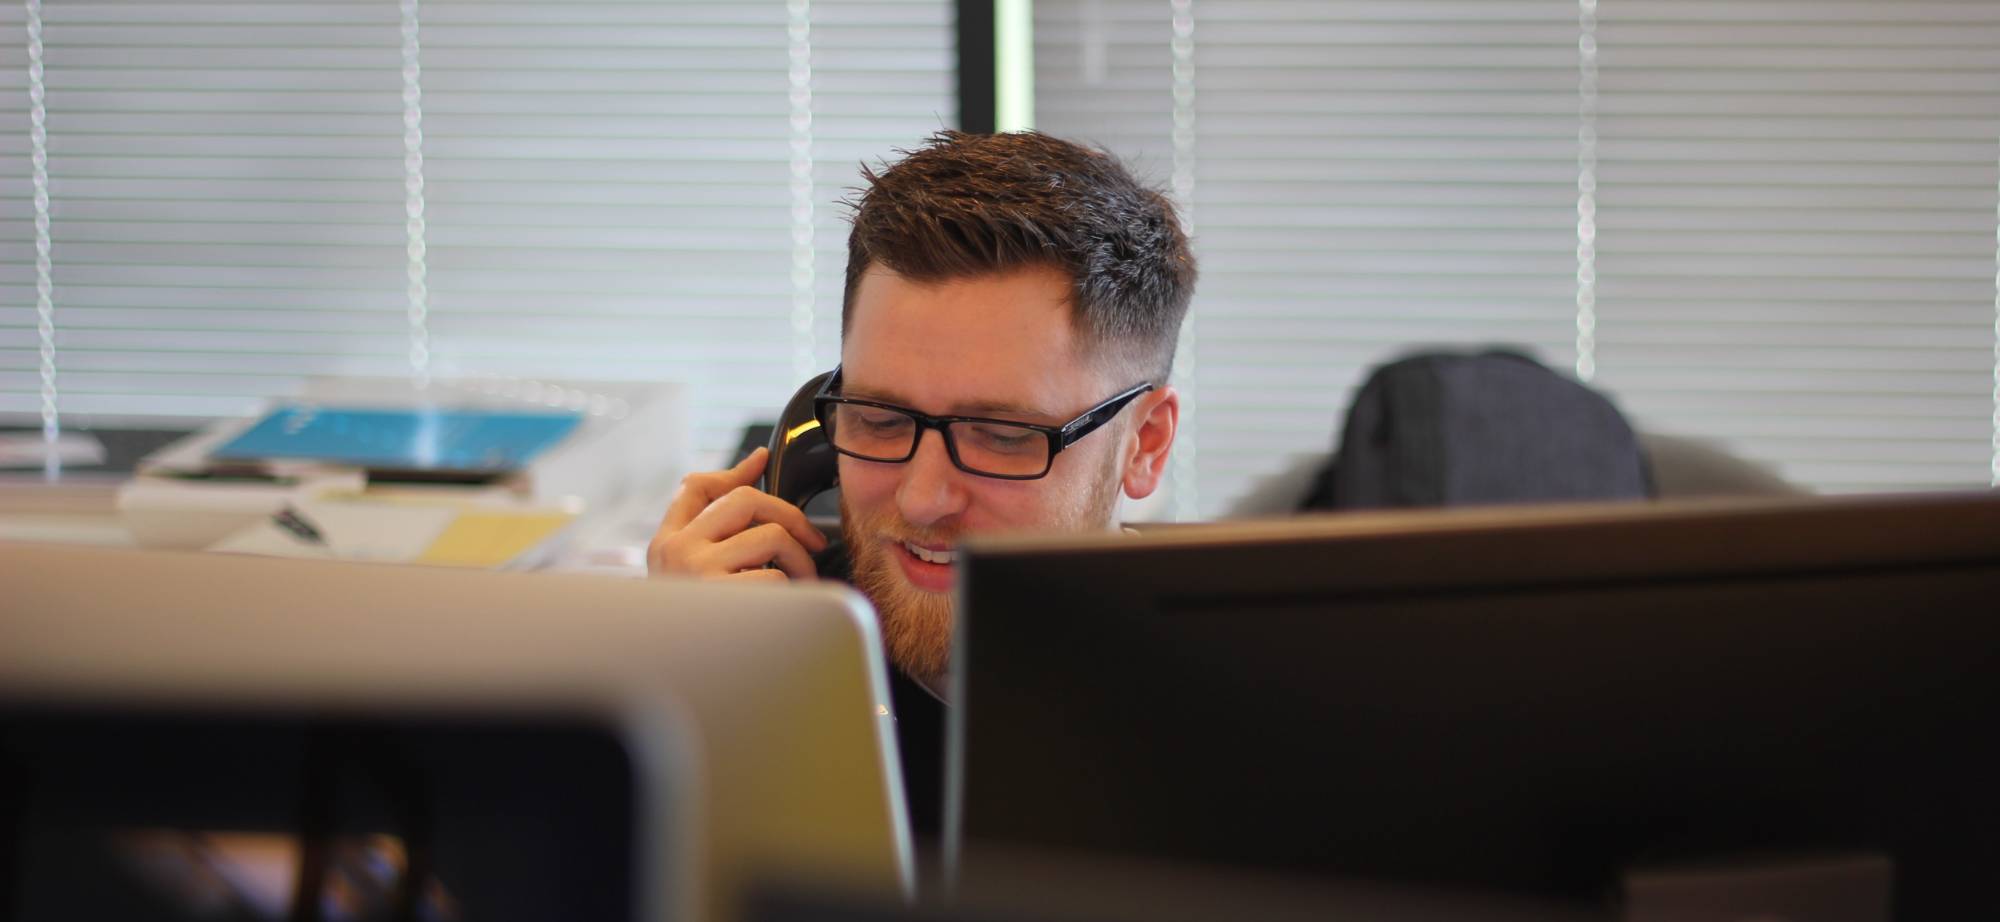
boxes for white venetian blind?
[417,1,806,420]
[1590,1,2000,493]
[1038,0,1580,516]
[2,0,952,463]
[0,4,34,418]
[1035,0,1177,181]
[1,2,410,421]
[1036,0,2000,512]
[21,2,412,420]
[810,0,958,381]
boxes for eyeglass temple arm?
[1058,385,1154,449]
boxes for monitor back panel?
[1,541,913,922]
[951,495,2000,917]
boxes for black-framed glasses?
[812,367,1154,480]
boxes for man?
[649,130,1195,838]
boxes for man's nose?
[895,428,970,527]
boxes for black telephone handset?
[761,370,841,511]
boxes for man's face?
[836,264,1148,681]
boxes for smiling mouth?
[902,541,957,565]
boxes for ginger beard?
[840,439,1128,683]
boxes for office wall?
[1036,0,2000,514]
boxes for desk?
[0,477,132,547]
[0,472,669,576]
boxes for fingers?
[680,483,827,556]
[647,449,831,581]
[706,522,819,580]
[650,519,819,581]
[663,446,770,532]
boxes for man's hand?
[647,446,830,583]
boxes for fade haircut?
[841,130,1196,383]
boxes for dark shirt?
[815,541,947,843]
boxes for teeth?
[903,541,956,565]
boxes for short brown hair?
[841,131,1196,383]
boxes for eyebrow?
[839,385,1053,422]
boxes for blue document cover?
[212,406,584,472]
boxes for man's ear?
[1121,386,1178,500]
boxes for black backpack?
[1302,350,1654,510]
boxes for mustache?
[841,503,961,548]
[875,526,961,547]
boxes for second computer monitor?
[949,493,2000,919]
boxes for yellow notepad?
[416,510,577,568]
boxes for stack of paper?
[209,494,577,570]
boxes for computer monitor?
[948,493,2000,920]
[1,542,912,922]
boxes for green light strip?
[995,0,1033,131]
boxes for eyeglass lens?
[825,403,1049,477]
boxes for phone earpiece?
[762,370,841,509]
